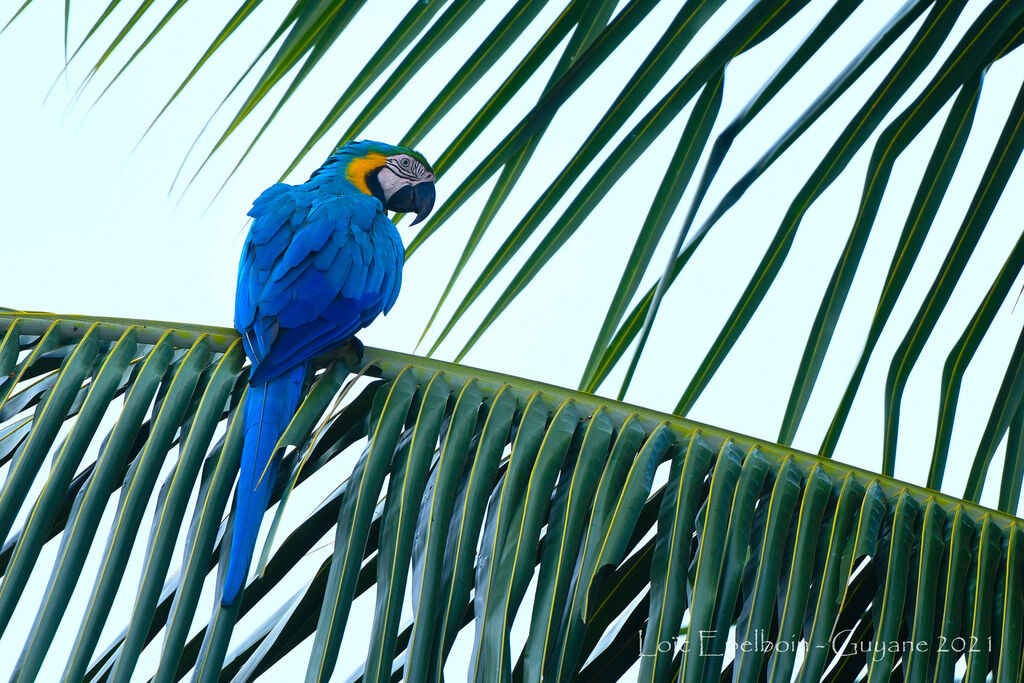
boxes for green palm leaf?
[0,311,1021,680]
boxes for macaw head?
[325,140,436,225]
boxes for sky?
[2,0,1024,680]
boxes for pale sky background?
[2,0,1024,680]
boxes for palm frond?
[0,311,1021,681]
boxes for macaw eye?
[400,158,411,168]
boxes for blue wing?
[234,183,404,383]
[223,182,404,604]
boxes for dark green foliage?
[0,312,1021,681]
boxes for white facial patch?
[379,154,434,200]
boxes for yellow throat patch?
[345,152,387,195]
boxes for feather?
[255,226,293,270]
[365,258,385,294]
[262,263,312,312]
[297,269,330,302]
[342,256,368,299]
[314,244,338,271]
[325,251,352,293]
[352,226,370,248]
[331,227,351,249]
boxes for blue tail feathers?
[221,365,305,605]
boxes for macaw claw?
[339,335,365,371]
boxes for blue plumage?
[222,365,304,605]
[223,140,434,606]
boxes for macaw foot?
[349,335,364,363]
[338,335,365,371]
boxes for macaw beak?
[386,181,436,225]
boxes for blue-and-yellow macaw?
[223,140,436,605]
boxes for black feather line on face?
[365,168,387,207]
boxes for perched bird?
[223,140,436,605]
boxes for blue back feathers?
[234,144,405,383]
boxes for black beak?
[386,181,436,225]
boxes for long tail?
[221,365,305,605]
